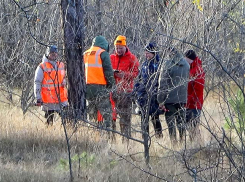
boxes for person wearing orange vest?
[84,36,115,128]
[34,45,68,126]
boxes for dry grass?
[0,92,231,182]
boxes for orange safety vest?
[40,61,68,104]
[83,46,107,85]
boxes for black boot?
[152,116,163,138]
[45,110,54,126]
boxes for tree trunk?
[61,0,86,120]
[96,0,102,35]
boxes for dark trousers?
[186,109,202,141]
[44,110,56,125]
[165,103,186,141]
[87,92,112,128]
[151,115,162,134]
[186,109,201,127]
[113,93,132,138]
[143,115,162,136]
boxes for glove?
[35,99,43,106]
[159,103,169,112]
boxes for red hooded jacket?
[110,48,139,93]
[186,57,205,110]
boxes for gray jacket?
[157,52,190,105]
[34,55,68,111]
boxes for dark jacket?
[186,57,205,109]
[157,52,190,105]
[134,54,163,115]
[85,36,115,100]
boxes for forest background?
[1,0,245,181]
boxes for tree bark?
[61,0,86,120]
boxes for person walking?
[84,36,115,129]
[110,35,140,138]
[157,47,190,143]
[34,45,68,126]
[184,50,205,142]
[134,43,163,138]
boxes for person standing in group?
[84,36,115,129]
[34,45,68,126]
[157,47,190,143]
[134,43,163,138]
[110,35,140,138]
[97,93,117,130]
[184,50,205,142]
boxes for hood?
[171,52,185,65]
[190,56,202,69]
[92,36,109,52]
[42,55,49,63]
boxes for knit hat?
[185,50,197,60]
[114,35,127,46]
[145,43,158,54]
[46,45,58,56]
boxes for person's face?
[185,57,193,64]
[145,51,155,60]
[115,45,126,56]
[48,52,58,61]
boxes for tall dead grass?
[0,91,228,182]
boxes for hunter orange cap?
[114,35,127,46]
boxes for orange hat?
[114,35,126,46]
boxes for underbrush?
[0,92,242,182]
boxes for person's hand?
[35,99,43,106]
[61,80,66,88]
[114,70,124,78]
[61,83,66,88]
[159,103,168,112]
